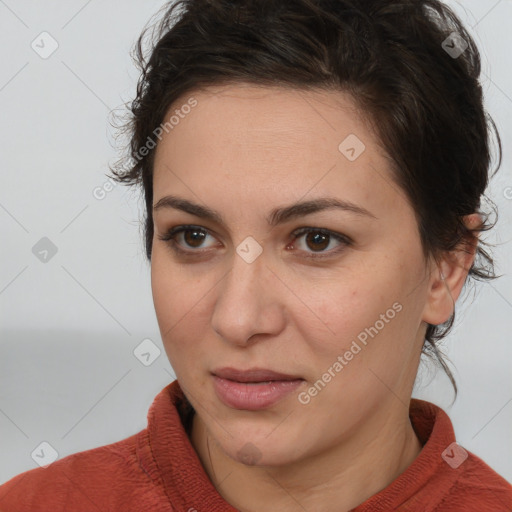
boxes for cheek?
[151,249,198,324]
[151,252,175,329]
[150,249,214,362]
[296,271,400,350]
[298,263,419,382]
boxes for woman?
[1,0,510,510]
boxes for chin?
[219,434,303,468]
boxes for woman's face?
[150,84,439,466]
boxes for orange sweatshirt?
[0,379,510,511]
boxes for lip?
[211,367,305,410]
[212,367,302,382]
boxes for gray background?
[1,0,511,485]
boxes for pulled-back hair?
[108,0,502,393]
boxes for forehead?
[160,83,370,144]
[152,83,404,216]
[154,84,382,165]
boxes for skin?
[150,83,478,512]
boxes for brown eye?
[157,225,217,253]
[182,228,207,248]
[289,228,351,258]
[158,225,351,260]
[304,231,330,252]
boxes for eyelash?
[157,224,352,260]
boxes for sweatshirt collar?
[137,380,240,511]
[137,379,457,511]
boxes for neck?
[190,402,423,512]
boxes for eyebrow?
[153,195,377,226]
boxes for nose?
[210,244,286,348]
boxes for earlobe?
[421,260,455,327]
[421,214,480,326]
[421,260,459,327]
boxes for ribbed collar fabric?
[136,379,458,512]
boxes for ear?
[421,213,481,326]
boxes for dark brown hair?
[108,0,502,394]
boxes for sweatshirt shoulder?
[434,451,512,511]
[0,430,153,512]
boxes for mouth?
[211,367,304,383]
[211,367,305,410]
